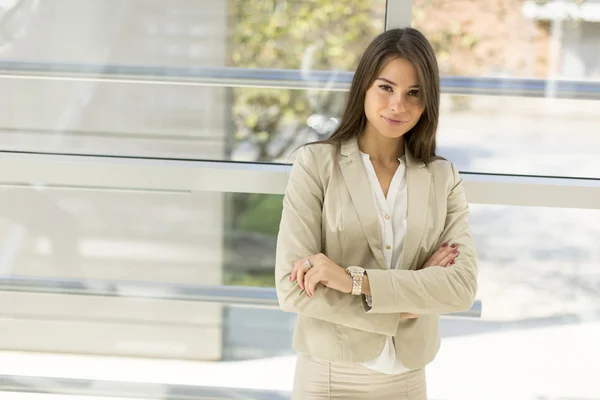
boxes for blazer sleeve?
[275,145,400,336]
[365,163,478,315]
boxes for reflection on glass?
[224,193,282,287]
[0,0,385,163]
[413,1,600,178]
[436,93,600,178]
[230,1,385,70]
[413,0,553,78]
[0,84,348,162]
[427,204,600,400]
[0,187,228,361]
[0,188,287,360]
[231,88,346,162]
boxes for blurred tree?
[228,0,383,162]
[230,0,550,159]
[226,0,384,235]
[412,0,551,110]
[413,0,550,78]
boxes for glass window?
[0,0,386,162]
[414,1,600,178]
[429,203,600,399]
[436,94,600,178]
[0,187,284,360]
[0,188,283,287]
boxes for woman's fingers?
[290,263,298,282]
[425,243,451,266]
[423,244,446,267]
[424,243,459,268]
[429,244,455,266]
[292,259,308,290]
[304,270,318,297]
[437,249,458,267]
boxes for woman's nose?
[389,95,406,113]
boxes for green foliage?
[229,0,383,161]
[230,0,379,71]
[236,194,283,236]
[224,270,275,287]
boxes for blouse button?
[385,245,391,250]
[385,214,391,220]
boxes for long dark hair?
[315,28,440,164]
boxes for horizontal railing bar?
[0,151,599,209]
[0,275,482,318]
[1,61,599,99]
[0,374,290,400]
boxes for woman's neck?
[358,129,405,165]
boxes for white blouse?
[359,151,411,375]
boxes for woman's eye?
[378,84,393,92]
[408,90,420,97]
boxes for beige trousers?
[292,353,427,400]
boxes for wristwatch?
[346,266,365,295]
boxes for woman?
[275,27,478,399]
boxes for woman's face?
[363,57,425,139]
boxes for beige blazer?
[275,137,478,370]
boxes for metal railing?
[0,375,290,400]
[1,61,599,100]
[1,151,599,210]
[0,275,482,318]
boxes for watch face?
[347,266,365,274]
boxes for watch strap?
[350,271,363,295]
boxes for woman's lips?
[382,116,407,126]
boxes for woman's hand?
[290,253,352,297]
[422,242,459,269]
[400,242,459,319]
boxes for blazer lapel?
[339,139,387,270]
[400,147,431,270]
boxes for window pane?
[1,0,385,161]
[0,0,385,69]
[414,1,600,178]
[0,187,226,360]
[0,188,282,285]
[428,203,600,399]
[0,85,343,162]
[436,94,600,178]
[413,0,596,79]
[0,187,284,361]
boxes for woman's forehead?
[376,57,420,87]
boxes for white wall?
[561,20,600,79]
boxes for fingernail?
[442,243,448,248]
[450,259,455,265]
[452,250,458,254]
[451,244,457,248]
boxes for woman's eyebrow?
[376,77,397,85]
[376,78,420,88]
